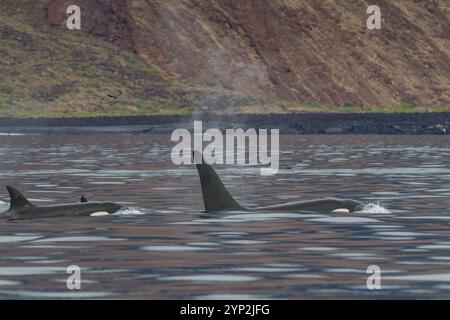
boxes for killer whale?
[1,186,124,220]
[195,157,364,213]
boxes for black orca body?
[195,159,364,213]
[1,186,123,220]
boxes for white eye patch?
[332,208,350,213]
[90,211,110,217]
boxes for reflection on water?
[0,134,450,299]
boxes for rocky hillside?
[0,0,449,117]
[0,0,269,117]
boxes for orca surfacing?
[1,186,124,220]
[195,157,364,213]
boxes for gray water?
[0,134,449,299]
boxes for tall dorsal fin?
[194,152,246,212]
[80,196,88,203]
[6,186,34,211]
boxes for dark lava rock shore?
[0,113,448,135]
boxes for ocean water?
[0,134,449,299]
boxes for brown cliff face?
[36,0,450,109]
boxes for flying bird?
[107,92,122,99]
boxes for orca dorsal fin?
[6,186,34,211]
[80,196,88,203]
[194,152,246,212]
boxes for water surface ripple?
[0,135,449,299]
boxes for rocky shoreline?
[0,113,449,135]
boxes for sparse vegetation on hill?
[0,1,448,118]
[0,1,271,117]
